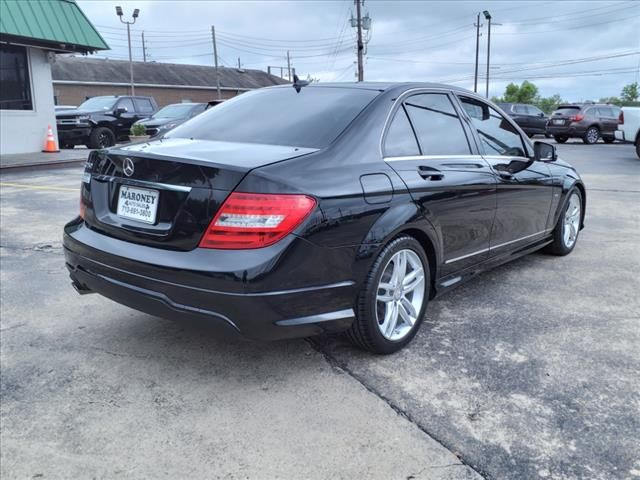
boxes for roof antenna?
[292,74,309,93]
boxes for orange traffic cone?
[42,124,60,153]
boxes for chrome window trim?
[379,87,484,158]
[383,154,485,162]
[93,175,192,193]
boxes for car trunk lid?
[81,138,317,251]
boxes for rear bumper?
[614,130,625,142]
[545,125,583,137]
[63,221,358,340]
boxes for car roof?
[267,81,472,94]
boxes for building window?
[0,44,33,110]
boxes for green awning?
[0,0,109,53]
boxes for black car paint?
[64,83,585,341]
[56,96,158,146]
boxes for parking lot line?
[0,182,77,192]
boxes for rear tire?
[347,235,430,354]
[545,189,582,256]
[582,126,600,145]
[554,135,568,143]
[636,137,640,159]
[88,127,116,149]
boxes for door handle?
[418,166,444,181]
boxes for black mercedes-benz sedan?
[64,82,586,354]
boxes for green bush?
[130,124,147,136]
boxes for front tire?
[545,189,582,256]
[554,135,568,143]
[88,127,116,149]
[583,126,600,145]
[347,236,430,354]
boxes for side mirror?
[115,107,128,116]
[538,112,545,117]
[534,141,556,162]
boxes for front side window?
[117,98,135,113]
[403,93,471,155]
[384,106,420,157]
[167,87,379,149]
[514,105,528,114]
[527,105,543,116]
[0,44,32,110]
[460,97,527,158]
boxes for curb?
[0,158,86,173]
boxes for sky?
[76,0,640,101]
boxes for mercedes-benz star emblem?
[123,158,135,177]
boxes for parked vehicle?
[546,103,621,144]
[56,95,158,149]
[615,107,640,159]
[133,102,207,138]
[64,83,585,354]
[497,102,549,137]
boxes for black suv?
[56,96,158,149]
[546,103,621,144]
[497,102,549,137]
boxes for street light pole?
[474,12,481,93]
[483,10,492,98]
[116,6,139,96]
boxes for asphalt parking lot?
[1,140,638,479]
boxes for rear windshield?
[552,106,581,116]
[166,86,379,148]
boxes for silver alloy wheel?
[586,127,599,144]
[563,193,581,248]
[376,249,426,341]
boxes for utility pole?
[141,31,147,62]
[237,57,241,69]
[116,6,139,95]
[355,0,364,81]
[473,13,480,93]
[211,26,221,100]
[484,10,492,98]
[287,50,291,81]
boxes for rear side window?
[552,106,580,116]
[459,97,526,158]
[134,98,155,114]
[514,105,528,114]
[403,93,471,155]
[384,106,420,157]
[167,87,378,149]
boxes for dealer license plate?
[117,185,159,224]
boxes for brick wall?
[53,84,240,108]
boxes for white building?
[0,0,108,155]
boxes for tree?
[536,94,563,114]
[599,96,622,106]
[621,82,639,103]
[498,80,539,104]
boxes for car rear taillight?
[199,192,317,249]
[569,114,584,122]
[619,111,624,124]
